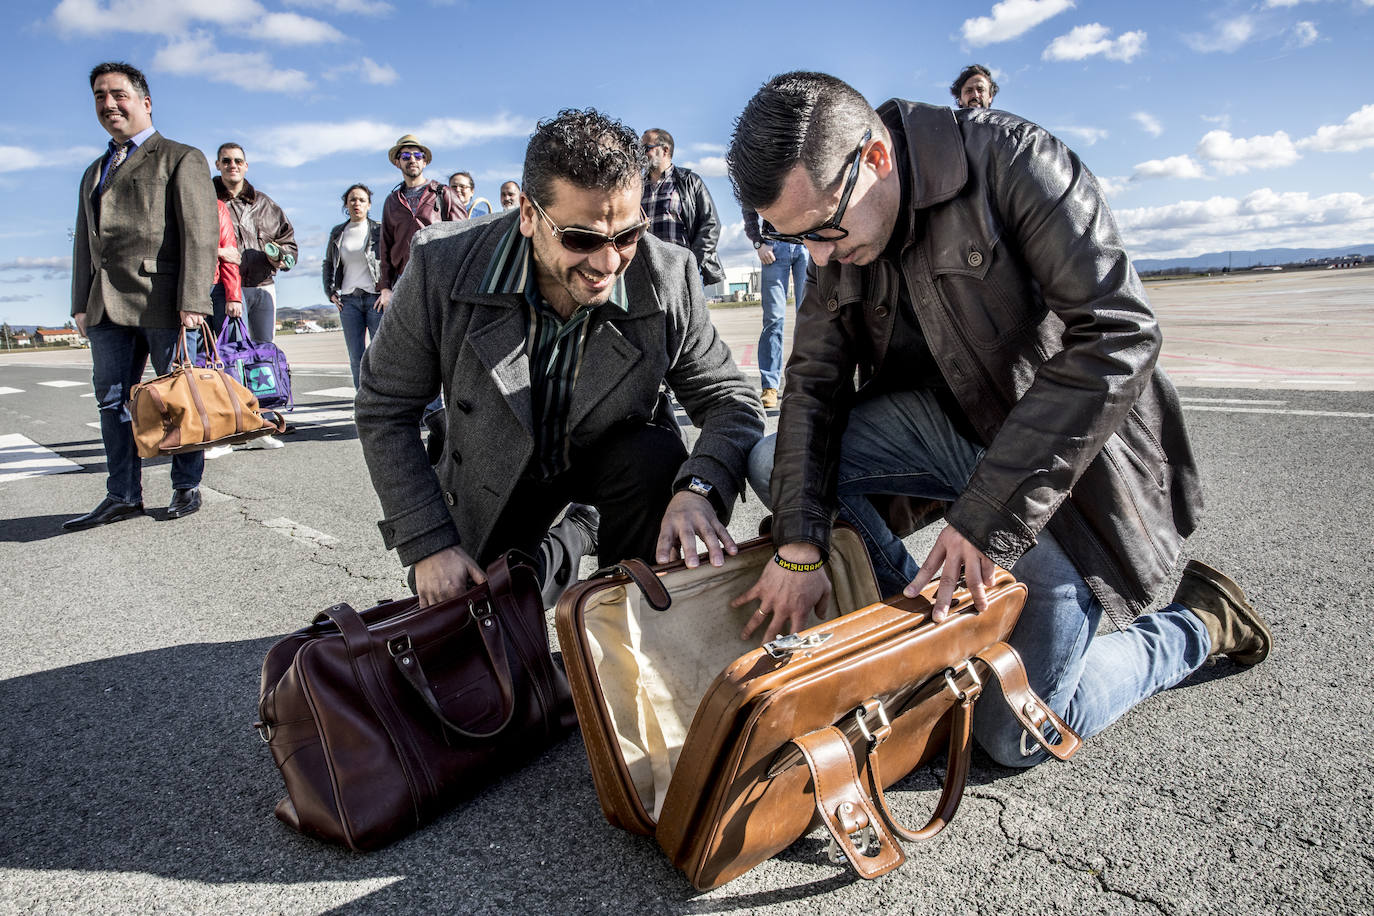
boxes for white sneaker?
[239,435,285,450]
[204,445,234,460]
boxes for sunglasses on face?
[219,158,245,166]
[527,196,648,254]
[761,128,872,245]
[397,151,426,162]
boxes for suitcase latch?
[764,632,833,658]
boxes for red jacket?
[213,199,242,304]
[379,179,465,290]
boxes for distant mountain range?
[1135,245,1373,273]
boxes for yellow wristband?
[773,552,824,573]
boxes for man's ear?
[518,196,536,239]
[865,135,894,180]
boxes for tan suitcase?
[554,528,1080,889]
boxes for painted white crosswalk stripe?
[304,386,357,399]
[38,380,85,388]
[0,433,83,483]
[0,387,23,395]
[262,517,338,548]
[1181,397,1287,406]
[1183,405,1374,419]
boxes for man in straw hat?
[378,133,465,311]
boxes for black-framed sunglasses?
[761,128,872,245]
[527,196,649,254]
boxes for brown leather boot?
[1173,560,1272,665]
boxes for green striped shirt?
[479,223,629,478]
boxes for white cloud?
[1183,16,1256,53]
[1196,130,1300,174]
[0,145,102,173]
[54,0,265,36]
[961,0,1075,46]
[1053,125,1109,146]
[1290,21,1319,46]
[254,114,532,168]
[256,11,345,44]
[691,142,726,153]
[1133,155,1206,180]
[1094,175,1129,197]
[286,0,393,14]
[1132,112,1163,137]
[1263,0,1316,6]
[681,155,728,177]
[0,256,70,271]
[1043,23,1146,61]
[153,33,313,93]
[326,57,399,85]
[1201,113,1232,130]
[1115,188,1374,259]
[1299,104,1374,152]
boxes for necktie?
[101,141,131,192]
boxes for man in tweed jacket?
[356,109,763,606]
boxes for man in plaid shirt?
[640,128,724,286]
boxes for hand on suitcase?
[414,544,488,607]
[904,525,998,620]
[655,491,738,569]
[732,544,832,644]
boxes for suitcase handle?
[589,558,671,611]
[793,642,1080,879]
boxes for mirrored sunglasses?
[397,151,426,162]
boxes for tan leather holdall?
[554,528,1080,889]
[129,327,285,458]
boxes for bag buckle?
[854,698,892,747]
[469,599,495,629]
[764,632,832,659]
[253,720,273,743]
[942,661,983,702]
[387,634,411,657]
[826,826,882,862]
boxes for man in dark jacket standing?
[378,133,465,311]
[641,128,724,287]
[727,72,1271,768]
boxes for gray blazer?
[71,131,218,327]
[355,211,764,566]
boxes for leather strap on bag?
[792,726,906,879]
[974,642,1081,761]
[589,558,671,611]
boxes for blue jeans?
[758,242,808,390]
[243,286,276,343]
[87,319,205,503]
[746,389,1210,767]
[338,291,383,388]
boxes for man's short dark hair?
[448,171,473,186]
[643,128,674,158]
[522,108,645,207]
[216,142,245,162]
[727,71,883,211]
[89,61,148,97]
[951,64,998,101]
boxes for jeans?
[86,319,205,503]
[758,242,808,390]
[338,290,383,388]
[746,389,1210,767]
[243,286,275,343]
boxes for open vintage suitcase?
[554,528,1081,889]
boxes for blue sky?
[2,0,1372,327]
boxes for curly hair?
[950,64,998,102]
[522,108,646,207]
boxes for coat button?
[450,449,462,465]
[967,250,984,267]
[826,297,839,312]
[444,491,456,506]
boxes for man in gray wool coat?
[355,108,764,607]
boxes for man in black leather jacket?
[641,128,725,286]
[726,71,1272,767]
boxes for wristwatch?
[686,477,714,500]
[753,240,764,249]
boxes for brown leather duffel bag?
[555,528,1080,889]
[129,327,284,458]
[256,553,577,850]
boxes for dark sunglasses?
[397,151,426,162]
[528,196,648,254]
[761,128,872,245]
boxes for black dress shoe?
[166,487,202,519]
[62,496,145,531]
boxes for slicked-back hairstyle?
[448,171,473,186]
[727,71,883,211]
[950,64,998,102]
[522,108,646,207]
[642,128,674,157]
[216,142,246,162]
[89,61,149,98]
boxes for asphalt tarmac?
[1,274,1371,914]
